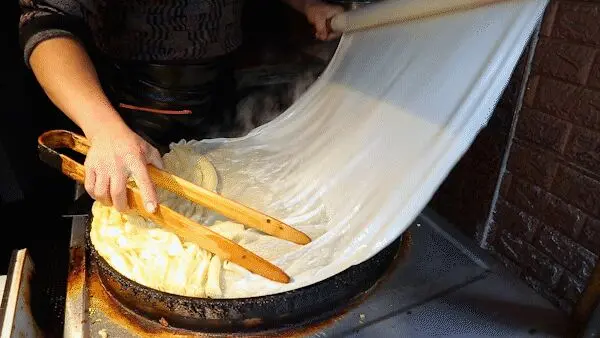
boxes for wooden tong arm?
[39,130,311,245]
[148,167,311,245]
[326,0,511,34]
[37,130,290,283]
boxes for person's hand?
[84,122,163,213]
[304,0,344,41]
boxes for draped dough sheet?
[92,0,548,299]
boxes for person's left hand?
[304,0,344,41]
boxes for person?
[18,0,343,214]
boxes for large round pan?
[87,217,405,333]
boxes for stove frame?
[0,193,573,338]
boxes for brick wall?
[488,0,600,313]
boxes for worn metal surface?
[63,216,88,338]
[316,210,569,337]
[0,249,43,338]
[65,208,570,337]
[332,271,569,337]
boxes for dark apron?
[99,54,239,154]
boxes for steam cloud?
[232,70,320,137]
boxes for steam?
[232,70,320,137]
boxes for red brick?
[534,77,600,132]
[580,217,600,255]
[524,275,572,313]
[505,177,545,215]
[540,2,558,37]
[555,271,586,304]
[590,55,600,90]
[490,251,523,276]
[507,142,558,189]
[496,229,525,262]
[507,177,586,237]
[536,226,597,279]
[526,251,565,287]
[523,75,540,108]
[540,193,586,238]
[497,230,564,286]
[553,2,600,47]
[515,108,571,153]
[564,126,600,175]
[493,199,541,242]
[532,38,596,85]
[551,165,600,218]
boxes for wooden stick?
[328,0,513,33]
[38,130,290,283]
[147,166,311,245]
[41,130,311,245]
[127,188,290,283]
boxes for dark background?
[0,2,77,274]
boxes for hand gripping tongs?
[38,129,312,283]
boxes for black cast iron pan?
[40,129,406,334]
[86,215,404,334]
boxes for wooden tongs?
[38,130,311,283]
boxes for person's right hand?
[84,123,164,213]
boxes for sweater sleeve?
[18,0,90,67]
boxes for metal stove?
[1,202,570,337]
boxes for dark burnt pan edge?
[87,216,402,333]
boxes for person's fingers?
[128,156,158,213]
[84,166,96,199]
[94,170,112,206]
[110,166,128,211]
[314,17,328,40]
[145,146,164,170]
[319,6,343,40]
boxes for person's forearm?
[29,37,126,140]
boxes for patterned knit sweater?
[18,0,245,66]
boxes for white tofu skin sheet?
[95,0,549,298]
